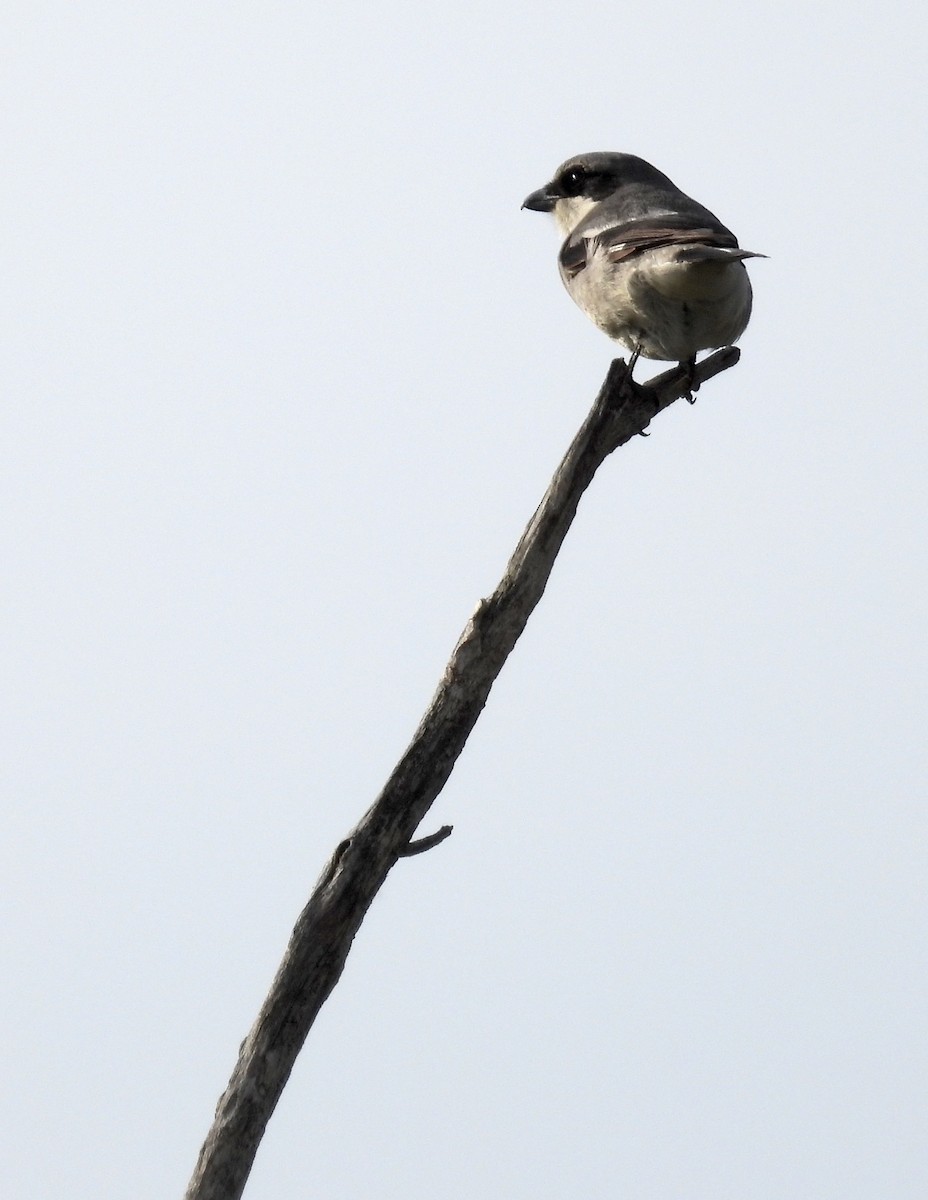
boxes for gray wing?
[558,216,752,282]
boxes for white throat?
[552,195,600,237]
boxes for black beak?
[521,185,558,212]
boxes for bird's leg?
[622,341,653,437]
[681,354,699,403]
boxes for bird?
[522,152,763,387]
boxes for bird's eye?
[559,167,587,196]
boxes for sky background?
[4,2,927,1197]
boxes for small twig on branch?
[398,825,454,857]
[184,347,740,1200]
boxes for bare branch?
[398,825,454,857]
[183,347,740,1200]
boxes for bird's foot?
[681,355,699,403]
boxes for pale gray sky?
[4,2,927,1197]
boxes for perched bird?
[522,152,763,381]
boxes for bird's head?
[522,152,675,236]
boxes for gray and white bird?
[523,152,763,375]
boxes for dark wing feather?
[602,226,736,262]
[559,216,740,280]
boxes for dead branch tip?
[398,825,454,857]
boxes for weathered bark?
[184,348,740,1200]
